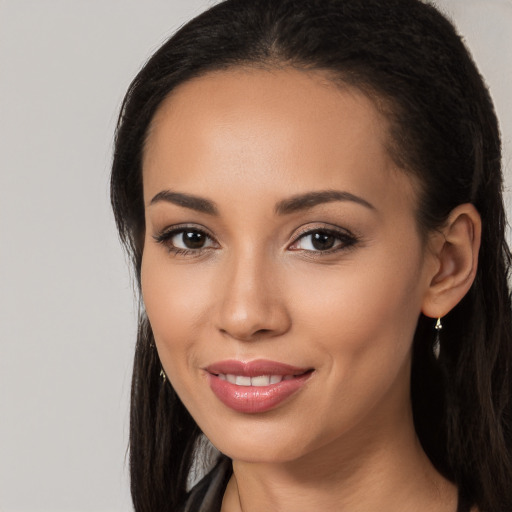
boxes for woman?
[111,0,512,510]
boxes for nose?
[214,249,291,342]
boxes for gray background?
[0,0,510,510]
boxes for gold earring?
[433,317,442,359]
[160,368,167,384]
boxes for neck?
[221,403,456,512]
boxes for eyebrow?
[274,190,375,215]
[149,190,218,215]
[149,188,375,216]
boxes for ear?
[421,203,481,319]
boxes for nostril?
[218,326,277,342]
[255,328,272,335]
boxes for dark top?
[178,457,232,512]
[178,456,472,512]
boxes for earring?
[433,317,442,359]
[160,368,167,384]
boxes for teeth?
[235,375,252,386]
[218,374,291,386]
[251,375,271,386]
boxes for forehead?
[142,67,415,213]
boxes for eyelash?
[289,226,359,256]
[153,224,359,258]
[153,225,216,257]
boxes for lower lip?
[207,372,312,414]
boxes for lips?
[204,359,313,414]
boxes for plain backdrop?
[0,1,510,511]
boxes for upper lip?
[204,359,311,377]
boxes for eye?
[289,228,357,253]
[153,226,217,255]
[171,230,213,250]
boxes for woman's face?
[141,68,437,463]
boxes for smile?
[217,374,297,386]
[204,360,314,414]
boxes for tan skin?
[141,68,481,512]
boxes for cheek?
[282,254,423,436]
[290,247,424,369]
[140,248,214,372]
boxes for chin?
[199,415,320,464]
[216,441,307,464]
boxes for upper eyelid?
[152,226,219,256]
[291,223,356,241]
[286,222,359,254]
[153,223,216,240]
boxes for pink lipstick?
[204,359,313,414]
